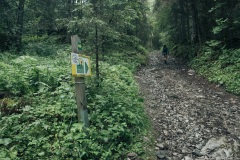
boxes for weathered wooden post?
[71,35,90,127]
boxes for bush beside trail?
[0,42,149,159]
[190,48,240,95]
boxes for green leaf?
[0,138,12,146]
[38,152,45,156]
[70,123,84,132]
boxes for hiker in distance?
[162,45,169,64]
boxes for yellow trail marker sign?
[71,53,91,77]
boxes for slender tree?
[16,0,25,51]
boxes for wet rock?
[186,143,192,147]
[157,138,162,142]
[147,68,158,73]
[188,69,195,75]
[200,137,227,155]
[195,95,205,99]
[177,129,184,134]
[182,156,193,160]
[156,75,163,78]
[127,152,138,159]
[196,143,203,149]
[172,152,178,156]
[211,148,232,158]
[215,92,224,96]
[156,150,167,159]
[192,149,203,157]
[181,148,188,154]
[230,106,237,112]
[195,156,208,160]
[166,92,179,99]
[163,130,168,136]
[230,98,238,104]
[195,133,201,138]
[156,143,165,149]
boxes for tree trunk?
[95,23,99,80]
[190,0,201,47]
[186,0,191,43]
[101,35,105,61]
[66,0,72,43]
[16,0,25,52]
[179,0,187,43]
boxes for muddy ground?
[136,51,240,160]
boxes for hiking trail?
[136,51,240,160]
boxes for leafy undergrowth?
[104,46,148,72]
[0,43,149,159]
[190,48,240,95]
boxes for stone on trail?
[188,69,195,75]
[156,150,167,159]
[198,136,240,159]
[215,91,224,96]
[147,68,158,73]
[195,156,208,160]
[166,92,179,99]
[192,149,203,157]
[127,152,138,159]
[172,152,178,156]
[156,143,165,149]
[200,137,227,155]
[182,156,193,160]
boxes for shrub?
[190,48,240,95]
[0,43,149,159]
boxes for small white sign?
[71,53,79,65]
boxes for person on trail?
[162,45,169,64]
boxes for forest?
[0,0,239,159]
[152,0,240,95]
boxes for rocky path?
[136,51,240,160]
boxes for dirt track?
[136,51,240,160]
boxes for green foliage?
[22,35,68,56]
[0,50,69,96]
[0,42,149,159]
[104,49,148,72]
[190,48,240,95]
[153,0,240,56]
[213,18,228,35]
[64,0,150,54]
[172,44,198,61]
[137,45,148,55]
[0,0,151,157]
[152,3,172,49]
[158,0,240,96]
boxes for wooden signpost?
[71,35,90,127]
